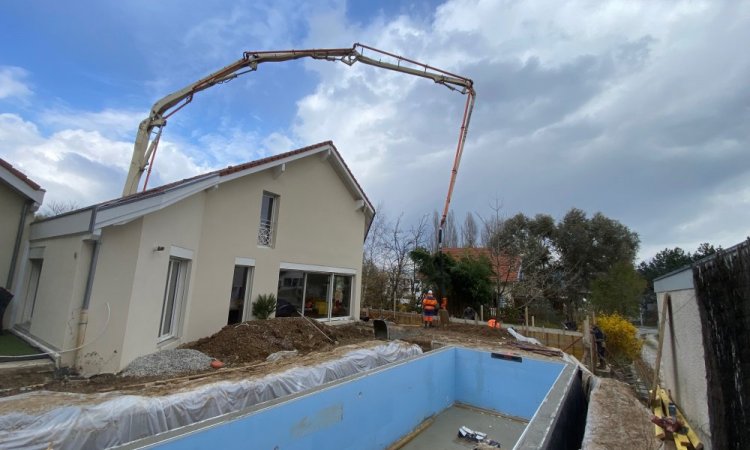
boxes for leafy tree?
[556,209,640,317]
[637,247,693,283]
[410,248,493,312]
[590,261,646,316]
[409,248,454,301]
[692,242,720,261]
[449,254,494,311]
[487,212,559,309]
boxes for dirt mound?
[182,318,373,366]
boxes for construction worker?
[422,290,438,328]
[439,297,449,327]
[591,325,607,367]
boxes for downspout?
[6,200,32,290]
[74,239,100,368]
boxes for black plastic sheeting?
[543,368,588,450]
[693,239,750,450]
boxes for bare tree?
[362,208,388,309]
[407,214,429,305]
[430,210,440,253]
[35,200,80,220]
[461,212,478,248]
[478,200,514,304]
[443,210,459,248]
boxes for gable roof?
[0,158,45,204]
[442,247,522,283]
[31,141,375,240]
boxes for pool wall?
[130,348,570,450]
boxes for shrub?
[252,294,277,320]
[597,313,642,363]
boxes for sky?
[1,0,748,261]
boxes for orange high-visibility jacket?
[422,296,438,312]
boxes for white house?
[0,158,45,330]
[653,239,750,450]
[10,141,374,375]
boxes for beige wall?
[657,290,712,448]
[19,234,92,366]
[79,151,365,374]
[27,150,367,374]
[79,220,143,375]
[1,182,35,330]
[186,154,366,343]
[118,194,206,369]
[0,182,26,289]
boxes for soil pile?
[182,318,373,365]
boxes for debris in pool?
[457,425,501,448]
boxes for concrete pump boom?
[122,43,474,247]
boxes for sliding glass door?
[277,270,353,321]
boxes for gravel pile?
[121,348,213,378]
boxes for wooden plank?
[650,296,671,405]
[658,388,704,450]
[653,401,666,440]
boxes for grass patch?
[0,332,42,356]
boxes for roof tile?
[0,158,44,192]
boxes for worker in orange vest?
[422,290,438,328]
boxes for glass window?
[160,258,189,338]
[277,270,304,317]
[22,259,43,323]
[332,275,352,318]
[258,192,279,246]
[228,266,252,325]
[305,273,331,319]
[276,269,353,320]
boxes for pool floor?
[400,404,529,450]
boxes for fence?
[361,308,585,359]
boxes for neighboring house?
[0,158,45,330]
[441,247,521,306]
[653,238,750,450]
[10,141,374,375]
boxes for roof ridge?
[0,157,45,192]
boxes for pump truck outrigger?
[122,43,475,250]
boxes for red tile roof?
[442,247,521,283]
[0,158,44,192]
[101,140,372,211]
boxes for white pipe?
[4,303,111,363]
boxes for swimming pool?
[122,347,585,449]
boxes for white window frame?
[231,257,256,323]
[158,254,191,342]
[257,191,279,247]
[278,262,356,321]
[21,258,43,324]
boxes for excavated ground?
[0,317,517,398]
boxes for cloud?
[2,0,748,262]
[0,66,32,100]
[39,108,143,140]
[0,112,209,207]
[289,0,750,259]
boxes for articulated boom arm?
[123,44,475,244]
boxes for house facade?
[10,142,374,375]
[653,239,750,450]
[0,158,45,330]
